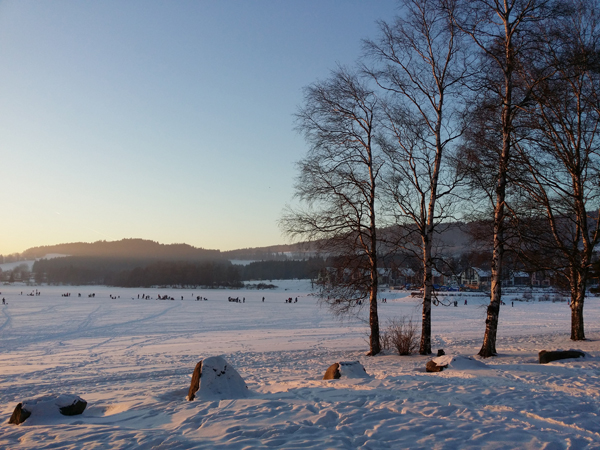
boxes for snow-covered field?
[1,280,600,449]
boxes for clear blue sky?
[0,0,398,255]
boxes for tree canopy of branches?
[514,0,600,340]
[453,0,561,357]
[280,68,384,355]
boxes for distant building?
[531,271,552,287]
[395,267,417,287]
[460,267,491,290]
[377,268,392,286]
[509,271,531,287]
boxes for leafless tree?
[453,0,560,357]
[364,0,469,354]
[514,0,600,340]
[280,67,385,356]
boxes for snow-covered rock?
[431,355,488,371]
[187,356,249,401]
[8,403,30,425]
[55,394,87,416]
[323,361,369,380]
[9,395,87,425]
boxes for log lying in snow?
[539,350,585,364]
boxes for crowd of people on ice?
[0,290,308,306]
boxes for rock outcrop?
[8,403,31,425]
[56,394,87,416]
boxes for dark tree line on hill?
[23,238,221,261]
[31,257,327,288]
[113,261,243,288]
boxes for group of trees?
[0,263,31,283]
[282,0,600,356]
[31,257,326,288]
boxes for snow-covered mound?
[17,394,86,425]
[432,354,489,370]
[194,356,249,400]
[338,361,369,378]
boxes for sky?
[0,0,399,255]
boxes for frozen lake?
[1,281,600,449]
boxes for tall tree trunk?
[479,205,503,357]
[420,233,433,355]
[369,266,381,355]
[368,164,381,356]
[420,113,442,356]
[479,110,510,358]
[570,268,586,340]
[478,18,513,357]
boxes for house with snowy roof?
[395,267,418,287]
[509,271,531,286]
[531,271,552,287]
[460,267,491,290]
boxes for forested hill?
[22,239,221,261]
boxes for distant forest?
[31,256,326,288]
[21,238,221,261]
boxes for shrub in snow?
[187,356,249,401]
[381,317,419,355]
[323,361,369,380]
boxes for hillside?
[16,222,475,264]
[22,239,222,261]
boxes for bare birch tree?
[453,0,559,357]
[364,0,468,355]
[280,67,384,356]
[515,0,600,340]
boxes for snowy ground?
[1,280,600,449]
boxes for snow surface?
[1,280,600,448]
